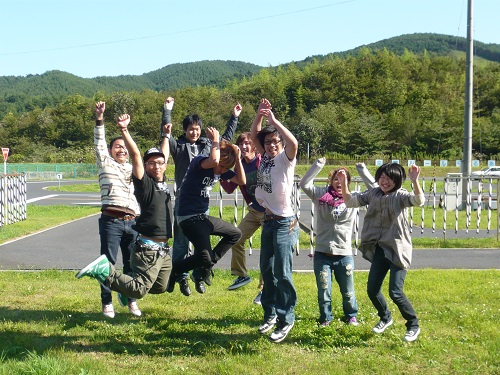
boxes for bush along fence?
[0,174,27,227]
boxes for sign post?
[2,148,8,175]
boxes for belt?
[137,237,170,258]
[102,210,136,221]
[263,213,285,221]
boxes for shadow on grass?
[0,306,374,359]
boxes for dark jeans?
[367,245,419,330]
[176,215,241,279]
[98,214,138,305]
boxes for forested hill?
[0,60,262,108]
[302,33,500,64]
[1,33,499,119]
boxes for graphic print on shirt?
[200,175,220,198]
[257,156,275,193]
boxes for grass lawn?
[0,269,498,374]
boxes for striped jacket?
[94,123,140,215]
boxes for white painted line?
[26,195,59,203]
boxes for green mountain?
[1,33,499,118]
[302,33,500,64]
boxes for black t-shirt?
[132,173,173,239]
[177,155,235,216]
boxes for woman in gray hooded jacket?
[300,158,375,326]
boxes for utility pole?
[461,0,473,208]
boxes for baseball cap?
[143,147,165,162]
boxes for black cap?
[143,147,165,162]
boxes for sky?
[1,0,499,79]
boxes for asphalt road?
[0,180,498,271]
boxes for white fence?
[205,175,500,254]
[0,174,27,226]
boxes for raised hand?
[337,169,348,184]
[233,102,243,117]
[165,96,174,111]
[205,127,220,142]
[408,164,421,181]
[117,114,131,130]
[96,101,105,120]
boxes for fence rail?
[0,174,27,227]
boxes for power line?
[0,1,357,57]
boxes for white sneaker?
[258,316,277,334]
[102,303,115,319]
[128,301,142,317]
[372,318,393,334]
[269,321,295,343]
[404,327,421,342]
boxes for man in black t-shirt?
[77,114,173,307]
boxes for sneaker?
[228,276,251,290]
[117,292,128,307]
[253,291,262,305]
[179,278,192,297]
[258,316,277,334]
[319,321,331,327]
[102,303,115,319]
[76,255,110,283]
[347,317,359,326]
[269,321,295,343]
[128,301,142,317]
[404,327,421,342]
[372,318,393,334]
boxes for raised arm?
[265,109,298,161]
[229,144,246,186]
[356,162,378,189]
[250,99,268,156]
[337,169,352,203]
[116,114,144,180]
[160,123,171,164]
[408,164,425,206]
[299,157,326,199]
[161,96,174,127]
[94,101,108,156]
[220,102,242,143]
[200,127,220,169]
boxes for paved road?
[0,180,497,271]
[0,214,498,271]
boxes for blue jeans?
[313,252,358,323]
[259,216,299,325]
[367,245,419,330]
[98,214,138,305]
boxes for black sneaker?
[228,276,251,290]
[179,278,192,297]
[269,321,295,343]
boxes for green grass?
[0,269,498,374]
